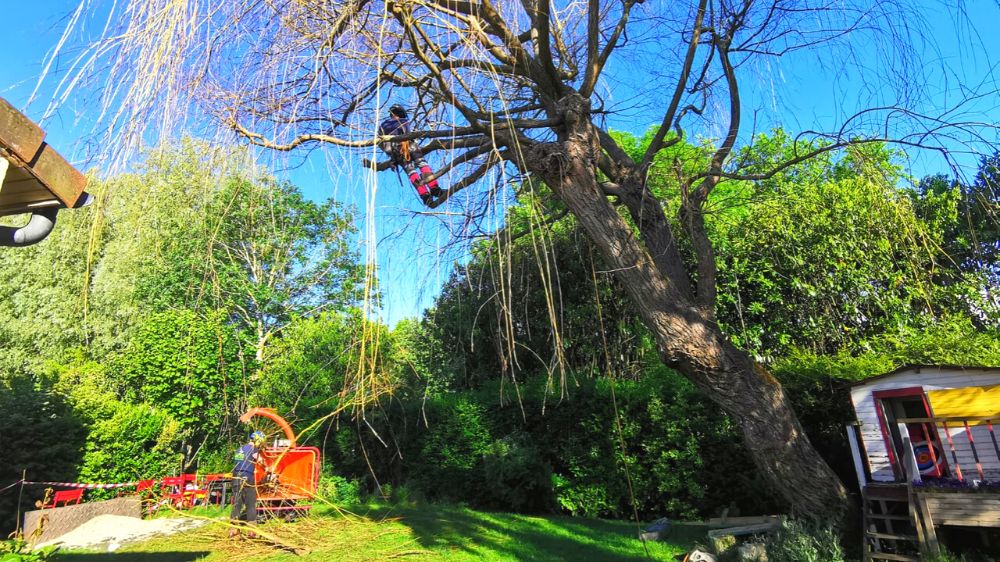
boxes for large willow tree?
[47,0,998,517]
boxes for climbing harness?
[377,106,443,207]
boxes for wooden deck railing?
[898,416,1000,483]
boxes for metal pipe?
[0,207,58,247]
[0,192,95,248]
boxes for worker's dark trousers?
[231,477,257,524]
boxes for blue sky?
[0,2,455,327]
[2,1,998,326]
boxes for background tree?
[712,136,955,358]
[0,142,368,524]
[967,153,1000,279]
[49,0,1000,517]
[253,309,396,426]
[0,200,99,375]
[911,155,1000,325]
[205,178,364,366]
[116,310,243,436]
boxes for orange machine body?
[255,446,321,502]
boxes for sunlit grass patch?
[53,503,705,561]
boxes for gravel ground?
[35,514,209,552]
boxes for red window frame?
[872,387,925,480]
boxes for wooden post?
[903,437,940,555]
[861,490,872,562]
[846,424,868,490]
[15,469,25,536]
[912,488,940,555]
[899,424,921,484]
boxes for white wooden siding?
[850,367,1000,482]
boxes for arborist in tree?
[379,104,442,206]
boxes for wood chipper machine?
[239,408,321,519]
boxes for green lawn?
[53,504,706,561]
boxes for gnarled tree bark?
[522,94,848,518]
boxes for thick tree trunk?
[523,98,849,519]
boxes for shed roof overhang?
[850,364,1000,387]
[0,96,88,217]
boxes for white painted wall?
[850,367,1000,482]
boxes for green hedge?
[323,367,776,519]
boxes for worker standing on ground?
[229,430,265,538]
[378,104,442,206]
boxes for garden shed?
[850,364,1000,484]
[846,365,1000,561]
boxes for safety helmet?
[250,430,266,443]
[389,104,408,119]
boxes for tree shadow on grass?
[370,504,699,561]
[54,552,211,562]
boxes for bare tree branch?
[639,0,709,172]
[580,0,642,97]
[686,31,742,310]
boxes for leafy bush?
[408,397,493,502]
[77,402,185,485]
[194,447,236,474]
[0,537,58,561]
[552,473,616,517]
[762,520,845,562]
[326,368,771,519]
[481,433,553,512]
[318,474,361,505]
[0,376,86,532]
[319,315,1000,521]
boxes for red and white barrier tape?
[24,480,138,489]
[0,480,23,494]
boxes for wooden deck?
[919,489,1000,527]
[861,472,1000,559]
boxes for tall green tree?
[91,141,364,367]
[0,204,100,375]
[912,155,999,325]
[116,310,243,439]
[205,178,364,366]
[968,153,1000,276]
[712,138,950,357]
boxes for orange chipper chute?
[239,408,320,518]
[240,408,297,446]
